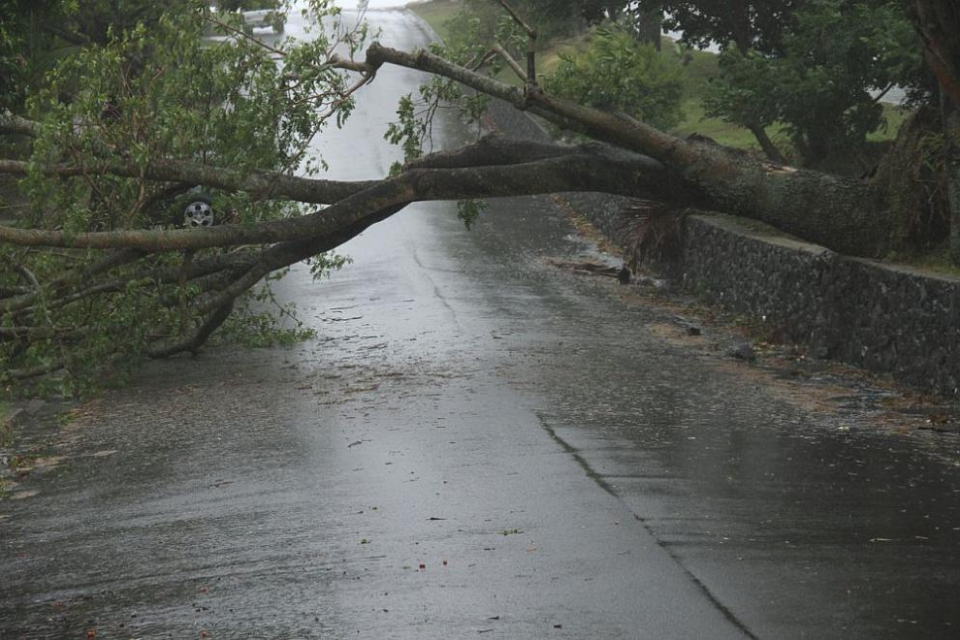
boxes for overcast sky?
[336,0,409,9]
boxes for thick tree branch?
[40,23,91,46]
[913,1,960,110]
[1,250,256,317]
[360,43,701,169]
[0,112,40,137]
[5,359,66,381]
[148,299,235,358]
[1,248,147,313]
[1,254,40,289]
[494,0,538,88]
[491,43,528,84]
[404,133,663,171]
[359,42,889,256]
[0,157,376,205]
[0,146,664,251]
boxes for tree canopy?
[1,0,959,395]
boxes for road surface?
[2,5,959,639]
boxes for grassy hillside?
[406,0,460,41]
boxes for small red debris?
[441,559,448,566]
[418,563,426,570]
[200,630,210,638]
[199,586,208,593]
[86,630,97,639]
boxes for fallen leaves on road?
[546,258,620,278]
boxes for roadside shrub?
[543,26,684,131]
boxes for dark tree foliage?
[628,1,797,53]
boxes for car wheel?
[184,195,215,228]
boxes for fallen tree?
[1,0,958,392]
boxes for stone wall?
[565,194,960,399]
[481,97,960,399]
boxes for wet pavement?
[3,5,960,639]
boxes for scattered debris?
[730,343,757,361]
[546,258,620,278]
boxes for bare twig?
[495,0,536,38]
[148,299,235,358]
[494,0,538,89]
[1,254,40,289]
[491,43,528,83]
[5,359,66,381]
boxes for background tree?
[705,0,921,167]
[633,0,796,54]
[628,0,921,167]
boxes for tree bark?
[747,122,787,165]
[912,0,960,264]
[0,140,666,252]
[730,0,752,53]
[946,106,960,264]
[636,7,662,52]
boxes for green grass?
[406,0,460,41]
[672,98,787,149]
[673,45,719,98]
[885,244,960,278]
[869,104,913,142]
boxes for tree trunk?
[730,0,752,53]
[636,7,662,52]
[946,106,960,264]
[569,0,587,36]
[747,122,786,165]
[912,0,960,264]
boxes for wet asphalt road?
[3,5,960,639]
